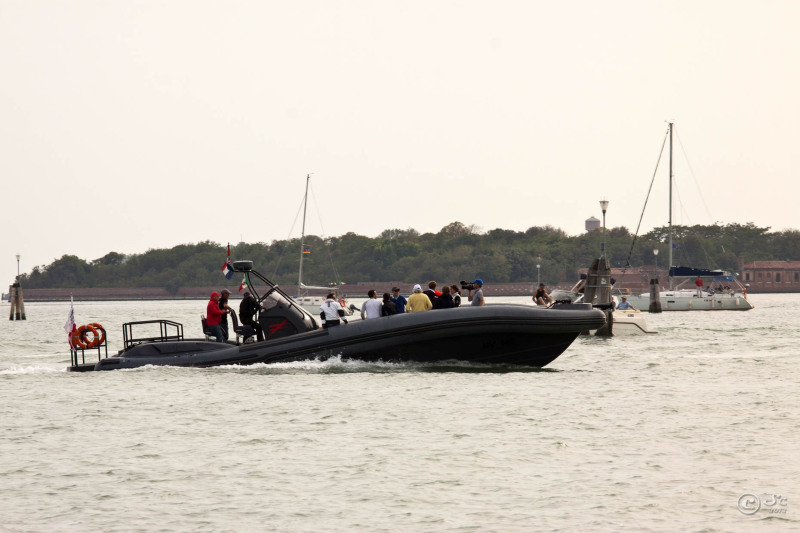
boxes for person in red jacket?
[206,292,228,342]
[695,276,704,297]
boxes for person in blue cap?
[468,278,484,306]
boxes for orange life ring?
[339,298,347,308]
[71,329,87,349]
[88,322,106,346]
[78,324,101,349]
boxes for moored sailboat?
[624,123,753,311]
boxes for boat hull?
[589,310,657,335]
[86,304,605,371]
[625,291,753,311]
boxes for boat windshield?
[234,264,318,335]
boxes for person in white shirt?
[319,293,348,328]
[361,289,383,320]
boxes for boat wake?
[108,355,563,374]
[0,365,63,375]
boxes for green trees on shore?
[19,222,797,290]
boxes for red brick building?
[742,261,800,293]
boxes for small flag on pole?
[222,243,234,279]
[64,296,76,348]
[238,276,249,293]
[302,246,311,254]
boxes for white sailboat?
[293,175,355,316]
[624,123,753,312]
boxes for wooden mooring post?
[9,281,26,320]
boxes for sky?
[2,1,800,287]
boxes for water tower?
[585,216,600,232]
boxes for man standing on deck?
[391,287,407,314]
[361,289,382,320]
[239,291,265,341]
[219,289,233,341]
[406,284,433,312]
[695,276,704,297]
[320,292,348,328]
[468,279,485,306]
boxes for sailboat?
[293,175,356,316]
[624,123,753,311]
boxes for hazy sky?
[2,1,799,287]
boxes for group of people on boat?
[205,289,266,343]
[319,279,485,328]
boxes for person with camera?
[466,278,485,306]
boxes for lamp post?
[16,254,20,280]
[599,199,609,256]
[536,256,541,287]
[653,248,659,274]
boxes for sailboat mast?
[667,122,674,290]
[298,174,310,297]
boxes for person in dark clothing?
[381,292,397,316]
[391,287,407,314]
[218,289,233,341]
[424,281,440,306]
[433,285,455,309]
[239,291,265,342]
[450,285,462,307]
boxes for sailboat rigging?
[293,175,355,315]
[623,123,753,311]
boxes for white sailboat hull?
[625,290,753,311]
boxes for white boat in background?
[623,122,753,312]
[624,269,752,312]
[604,307,658,335]
[293,175,356,317]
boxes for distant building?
[742,260,800,293]
[585,216,600,232]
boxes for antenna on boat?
[298,174,310,298]
[668,122,674,290]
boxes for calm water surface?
[1,295,797,532]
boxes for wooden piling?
[9,282,26,320]
[648,278,662,313]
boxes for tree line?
[18,221,800,293]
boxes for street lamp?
[599,199,609,256]
[16,254,20,279]
[536,256,541,286]
[653,248,659,272]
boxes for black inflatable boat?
[68,261,605,371]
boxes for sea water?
[0,295,797,532]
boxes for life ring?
[77,323,101,349]
[71,329,87,349]
[88,322,106,346]
[339,298,347,308]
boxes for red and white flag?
[64,296,76,348]
[221,243,234,279]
